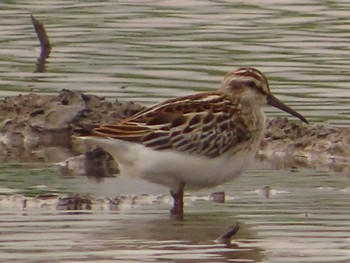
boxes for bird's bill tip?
[267,94,309,124]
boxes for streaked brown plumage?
[92,92,253,158]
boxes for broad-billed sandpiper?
[77,68,308,218]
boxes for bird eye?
[246,80,257,89]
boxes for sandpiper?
[77,67,308,218]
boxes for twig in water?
[215,223,240,245]
[30,14,51,72]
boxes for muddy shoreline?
[1,90,349,177]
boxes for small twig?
[215,223,240,245]
[31,14,51,58]
[31,14,51,72]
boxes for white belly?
[81,136,260,192]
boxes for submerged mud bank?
[0,90,349,177]
[0,90,143,177]
[0,192,227,211]
[0,90,143,161]
[259,117,350,174]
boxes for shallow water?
[0,0,350,262]
[0,163,349,262]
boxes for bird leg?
[170,182,185,219]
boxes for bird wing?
[91,92,252,158]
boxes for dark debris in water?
[210,191,225,203]
[215,223,240,245]
[56,196,92,210]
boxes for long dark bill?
[267,94,309,124]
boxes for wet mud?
[259,117,350,174]
[0,90,349,177]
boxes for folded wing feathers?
[90,93,252,158]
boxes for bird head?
[220,67,308,124]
